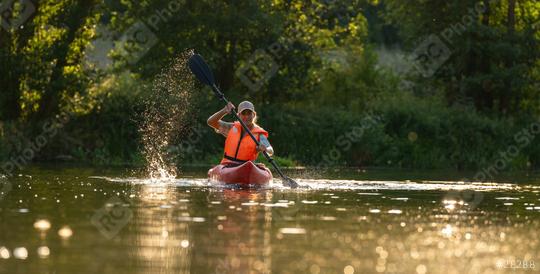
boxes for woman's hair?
[249,112,258,125]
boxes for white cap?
[238,101,255,113]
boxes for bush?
[365,91,539,170]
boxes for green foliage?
[71,73,148,164]
[306,46,400,111]
[31,72,148,165]
[383,0,540,114]
[1,0,540,173]
[367,92,506,169]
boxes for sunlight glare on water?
[2,168,540,274]
[94,176,522,193]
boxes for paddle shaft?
[210,84,289,180]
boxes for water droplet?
[34,219,51,231]
[58,226,73,239]
[344,265,355,274]
[278,227,306,234]
[416,264,427,274]
[0,247,10,259]
[13,247,27,260]
[37,246,50,258]
[441,225,453,237]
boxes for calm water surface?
[0,166,539,274]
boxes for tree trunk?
[0,0,38,121]
[477,0,493,111]
[507,0,516,35]
[217,37,235,93]
[500,0,516,113]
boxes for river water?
[0,166,539,274]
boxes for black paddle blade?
[188,54,215,86]
[283,177,299,189]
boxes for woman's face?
[239,109,255,127]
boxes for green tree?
[382,0,540,114]
[101,0,371,105]
[0,0,101,121]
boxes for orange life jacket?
[221,121,269,165]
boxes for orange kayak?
[208,161,272,186]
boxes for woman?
[207,101,273,165]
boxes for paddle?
[188,53,299,188]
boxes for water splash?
[90,176,524,192]
[139,50,195,179]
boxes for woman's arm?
[257,135,274,156]
[207,102,235,130]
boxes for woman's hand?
[208,102,235,130]
[223,102,235,114]
[256,144,267,152]
[257,144,274,156]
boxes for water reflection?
[130,183,192,273]
[198,188,273,274]
[0,171,539,273]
